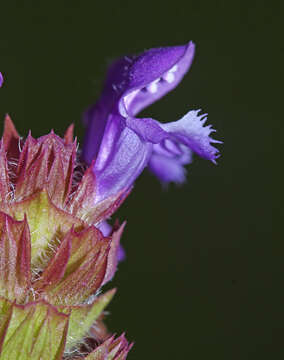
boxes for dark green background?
[0,1,282,359]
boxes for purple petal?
[98,220,126,262]
[148,153,187,184]
[82,42,195,163]
[118,41,195,117]
[90,110,219,199]
[98,220,112,236]
[93,114,152,202]
[126,110,220,162]
[117,244,126,262]
[148,143,193,184]
[82,42,221,200]
[0,73,3,87]
[125,116,167,143]
[160,109,221,163]
[82,102,111,164]
[126,111,219,183]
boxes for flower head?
[82,42,221,202]
[0,114,131,359]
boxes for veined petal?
[160,109,221,162]
[82,102,112,164]
[125,117,167,143]
[88,110,219,197]
[126,111,219,182]
[146,110,220,183]
[93,115,152,202]
[148,148,192,184]
[127,111,220,162]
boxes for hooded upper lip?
[113,42,196,117]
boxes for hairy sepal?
[62,289,116,352]
[34,226,110,306]
[0,297,69,360]
[15,131,77,208]
[0,189,84,269]
[0,213,31,302]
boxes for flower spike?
[0,42,221,359]
[0,118,131,358]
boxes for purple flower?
[82,42,221,203]
[0,72,3,87]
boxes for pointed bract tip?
[2,114,20,152]
[64,124,74,144]
[4,114,19,138]
[83,332,132,359]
